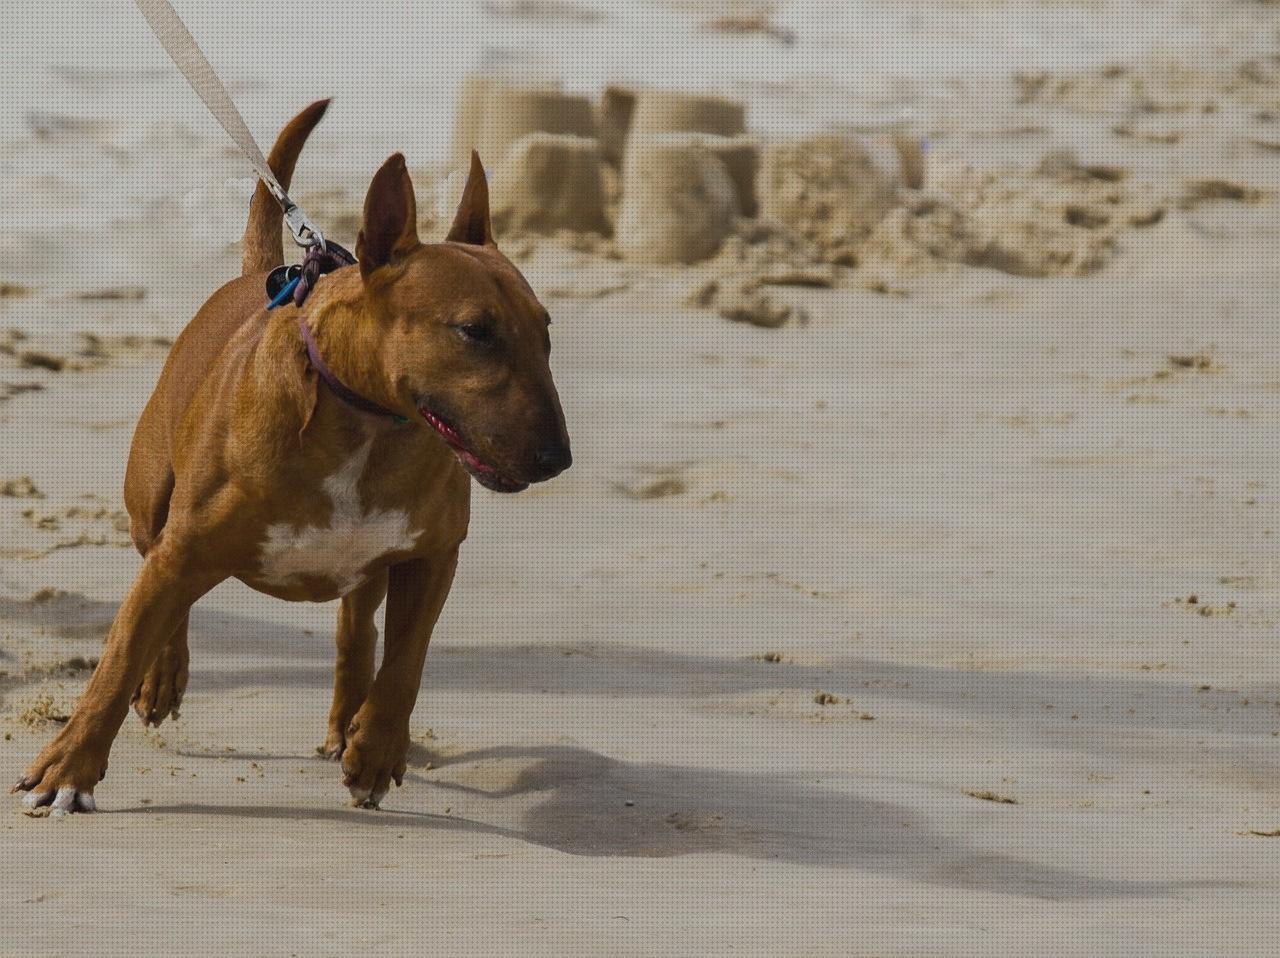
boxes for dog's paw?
[339,712,408,810]
[319,728,346,762]
[131,640,189,727]
[347,785,385,810]
[12,735,105,815]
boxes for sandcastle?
[759,135,900,264]
[612,90,758,260]
[697,134,760,217]
[625,90,747,144]
[597,85,637,167]
[448,75,923,269]
[616,134,740,264]
[490,134,610,236]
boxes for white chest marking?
[257,440,417,595]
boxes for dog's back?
[123,101,332,553]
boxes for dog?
[12,100,571,813]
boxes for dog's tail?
[241,99,331,276]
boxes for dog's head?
[355,152,570,493]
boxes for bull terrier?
[14,100,571,812]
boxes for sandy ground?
[5,1,1280,955]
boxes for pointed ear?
[446,151,495,246]
[357,153,419,277]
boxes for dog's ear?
[445,151,495,246]
[358,153,419,278]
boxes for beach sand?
[3,1,1280,954]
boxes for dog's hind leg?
[322,570,389,761]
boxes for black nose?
[533,442,572,480]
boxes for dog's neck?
[294,276,407,424]
[297,315,406,422]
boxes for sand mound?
[451,77,596,169]
[685,218,827,329]
[891,132,926,190]
[617,134,739,264]
[857,130,927,192]
[491,133,609,236]
[1178,178,1266,209]
[1,476,44,499]
[759,135,899,265]
[866,201,1108,279]
[703,217,833,292]
[862,150,1165,278]
[685,277,807,328]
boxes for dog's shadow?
[0,590,1256,898]
[423,743,1235,899]
[132,741,1230,902]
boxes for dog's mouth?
[418,406,529,493]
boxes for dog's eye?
[454,323,495,345]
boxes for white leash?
[133,0,326,249]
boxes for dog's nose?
[533,442,572,480]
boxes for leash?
[133,0,326,252]
[135,1,400,422]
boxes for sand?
[5,0,1280,955]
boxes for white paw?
[23,786,96,814]
[347,784,388,809]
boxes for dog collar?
[297,317,410,424]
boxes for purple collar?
[297,318,409,423]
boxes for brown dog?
[13,101,571,813]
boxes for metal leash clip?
[283,201,327,252]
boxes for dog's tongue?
[456,447,498,477]
[419,407,500,477]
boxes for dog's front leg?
[340,549,458,809]
[323,570,389,760]
[13,547,223,812]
